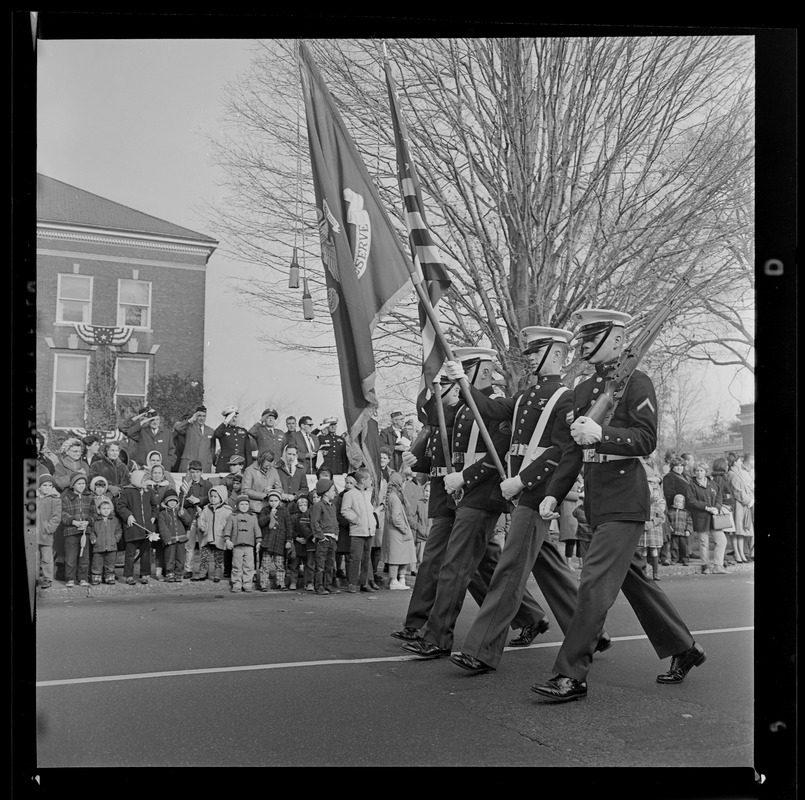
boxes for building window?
[52,353,89,429]
[117,279,152,329]
[115,356,149,417]
[56,274,93,324]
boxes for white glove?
[539,496,560,520]
[225,412,237,425]
[570,416,602,446]
[147,532,160,542]
[500,476,524,500]
[443,360,466,382]
[401,451,417,469]
[443,471,465,493]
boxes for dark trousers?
[287,550,315,586]
[673,535,689,562]
[124,539,151,578]
[91,550,116,580]
[553,521,695,682]
[421,506,547,651]
[461,505,582,669]
[63,534,90,582]
[163,542,186,576]
[314,538,337,590]
[347,536,373,586]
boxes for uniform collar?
[535,374,561,384]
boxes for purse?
[711,512,733,531]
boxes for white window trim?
[55,273,94,326]
[51,352,89,430]
[116,277,153,332]
[114,355,151,410]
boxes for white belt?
[509,444,547,458]
[429,467,450,477]
[583,450,641,464]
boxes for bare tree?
[204,36,754,394]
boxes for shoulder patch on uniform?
[636,397,656,413]
[566,411,575,425]
[499,421,512,436]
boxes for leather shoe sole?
[390,628,421,641]
[507,617,550,647]
[530,678,588,703]
[595,634,613,653]
[448,653,493,675]
[401,641,451,659]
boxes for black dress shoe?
[531,674,588,703]
[401,639,451,659]
[595,633,613,653]
[448,652,493,675]
[656,642,706,684]
[360,584,377,593]
[390,627,421,641]
[507,618,550,647]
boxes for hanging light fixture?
[288,246,300,289]
[302,277,314,320]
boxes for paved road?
[28,567,756,771]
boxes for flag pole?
[432,378,454,476]
[382,49,507,482]
[410,277,507,481]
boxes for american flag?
[385,58,452,423]
[74,323,133,346]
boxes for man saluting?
[531,309,705,703]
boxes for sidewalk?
[36,558,754,601]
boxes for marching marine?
[531,309,706,703]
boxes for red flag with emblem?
[298,42,413,482]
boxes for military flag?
[384,58,452,423]
[298,42,413,483]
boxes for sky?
[35,35,754,435]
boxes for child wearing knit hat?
[223,494,262,592]
[89,496,122,584]
[257,490,292,591]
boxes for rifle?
[584,272,693,426]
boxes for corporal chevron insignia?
[74,324,134,346]
[636,397,656,414]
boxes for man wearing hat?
[214,405,253,472]
[531,309,705,702]
[380,410,407,471]
[247,409,286,462]
[317,417,348,476]
[445,327,611,676]
[119,406,175,470]
[174,406,217,473]
[401,347,550,659]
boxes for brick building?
[36,174,217,433]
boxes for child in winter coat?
[224,494,262,593]
[413,484,431,572]
[60,472,94,587]
[90,496,122,584]
[194,485,232,582]
[667,494,694,566]
[36,474,62,588]
[157,488,194,582]
[179,459,212,579]
[116,469,160,585]
[285,494,314,591]
[310,478,340,595]
[571,502,593,566]
[257,490,292,591]
[89,475,115,505]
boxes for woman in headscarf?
[52,437,91,492]
[687,463,725,574]
[381,471,416,590]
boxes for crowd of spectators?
[32,401,754,593]
[33,404,431,592]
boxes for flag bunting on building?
[384,57,452,423]
[298,41,414,485]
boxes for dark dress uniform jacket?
[409,399,458,519]
[469,375,575,511]
[318,431,348,475]
[450,386,510,515]
[247,423,286,461]
[548,366,658,529]
[214,423,253,471]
